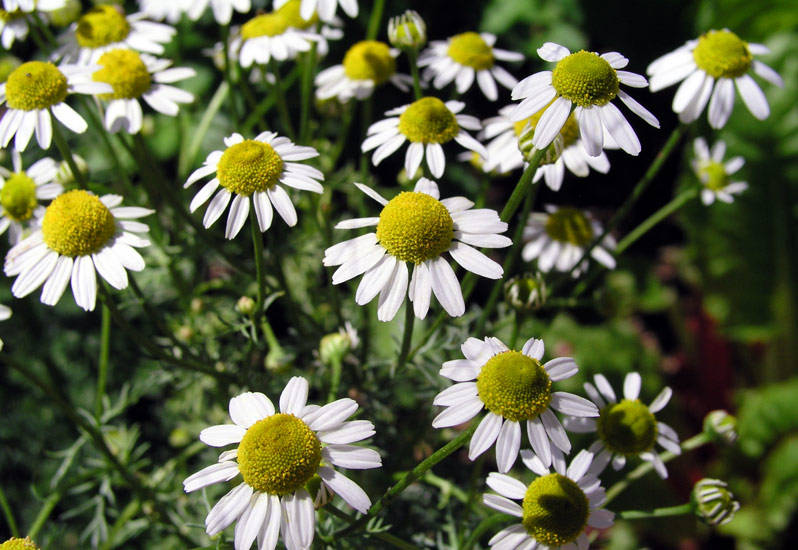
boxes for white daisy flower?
[324,178,511,322]
[185,132,324,239]
[362,97,487,179]
[433,335,598,472]
[418,32,523,101]
[3,0,64,13]
[563,372,680,479]
[647,29,784,129]
[0,7,28,48]
[53,4,176,65]
[691,138,747,206]
[484,448,614,550]
[92,49,195,134]
[0,61,112,152]
[315,40,412,103]
[137,0,187,24]
[521,206,616,276]
[187,0,250,25]
[0,149,62,244]
[482,104,614,191]
[4,190,153,312]
[297,0,356,23]
[233,7,321,68]
[183,377,381,550]
[272,0,344,59]
[511,42,659,157]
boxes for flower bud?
[319,321,358,366]
[388,10,426,50]
[48,0,83,27]
[54,155,88,186]
[236,296,256,316]
[704,410,738,445]
[504,272,547,311]
[692,478,740,526]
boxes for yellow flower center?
[544,208,594,247]
[596,399,658,455]
[551,50,619,108]
[693,30,752,79]
[1,172,37,222]
[216,140,284,196]
[276,0,318,29]
[476,350,552,422]
[41,190,116,257]
[93,49,151,100]
[398,97,460,144]
[237,413,322,495]
[343,41,396,85]
[448,32,494,71]
[0,537,39,550]
[376,191,453,264]
[698,161,730,191]
[522,473,590,547]
[4,61,68,111]
[75,5,131,49]
[241,12,289,40]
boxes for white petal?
[532,96,571,149]
[266,186,297,227]
[551,392,599,417]
[623,372,642,400]
[544,357,578,381]
[448,242,503,279]
[649,387,672,413]
[205,483,253,536]
[429,257,465,317]
[577,106,604,157]
[280,376,309,415]
[486,472,527,500]
[376,260,408,322]
[183,461,240,492]
[708,78,735,129]
[229,392,274,428]
[538,42,570,62]
[404,141,424,179]
[426,143,446,178]
[70,255,97,311]
[305,398,358,431]
[235,491,271,550]
[411,261,432,319]
[468,412,503,460]
[200,424,247,447]
[318,420,375,445]
[598,102,641,156]
[735,74,769,120]
[432,397,483,428]
[482,494,523,517]
[527,417,551,468]
[203,188,232,228]
[594,374,617,403]
[541,408,571,453]
[281,490,315,550]
[496,419,521,473]
[318,466,371,513]
[40,255,73,306]
[322,445,382,469]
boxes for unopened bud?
[388,10,426,50]
[692,478,740,526]
[704,410,737,445]
[504,272,547,311]
[236,296,256,316]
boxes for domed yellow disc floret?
[4,61,68,111]
[42,190,116,257]
[237,413,322,495]
[0,537,39,550]
[93,49,151,100]
[217,140,284,196]
[544,208,594,247]
[693,30,751,79]
[596,399,657,455]
[476,350,552,422]
[376,191,453,264]
[398,97,460,144]
[241,12,289,40]
[552,51,619,108]
[1,172,37,222]
[522,473,590,547]
[343,41,396,85]
[698,161,730,191]
[75,5,131,49]
[448,32,494,71]
[276,0,318,29]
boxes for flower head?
[388,9,425,50]
[691,137,747,205]
[362,97,486,178]
[704,409,737,445]
[0,149,62,244]
[185,132,323,239]
[433,335,598,472]
[0,61,111,151]
[4,190,153,311]
[483,449,614,550]
[324,178,510,322]
[692,478,740,526]
[234,5,321,68]
[183,377,381,550]
[512,42,659,157]
[564,372,680,479]
[647,29,783,128]
[419,32,523,101]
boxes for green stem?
[251,210,266,321]
[614,187,699,255]
[461,514,512,550]
[619,502,694,520]
[605,432,711,504]
[299,43,318,143]
[50,117,88,189]
[28,11,57,49]
[407,50,423,100]
[329,104,355,171]
[268,60,296,140]
[365,0,386,40]
[95,303,111,420]
[327,357,343,402]
[333,422,479,539]
[26,491,62,540]
[0,485,20,537]
[359,95,374,180]
[324,505,420,550]
[395,303,415,371]
[179,79,230,179]
[499,150,546,223]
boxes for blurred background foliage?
[0,0,796,549]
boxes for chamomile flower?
[315,40,412,102]
[433,335,598,472]
[563,372,680,479]
[185,132,323,239]
[0,61,112,151]
[92,49,195,134]
[362,97,486,178]
[183,378,381,550]
[324,178,511,322]
[418,32,523,101]
[691,138,747,206]
[4,190,153,312]
[187,0,250,25]
[521,206,616,276]
[233,7,320,68]
[511,42,659,157]
[53,4,176,65]
[484,448,614,550]
[482,104,613,191]
[297,0,356,22]
[647,29,783,129]
[0,149,62,244]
